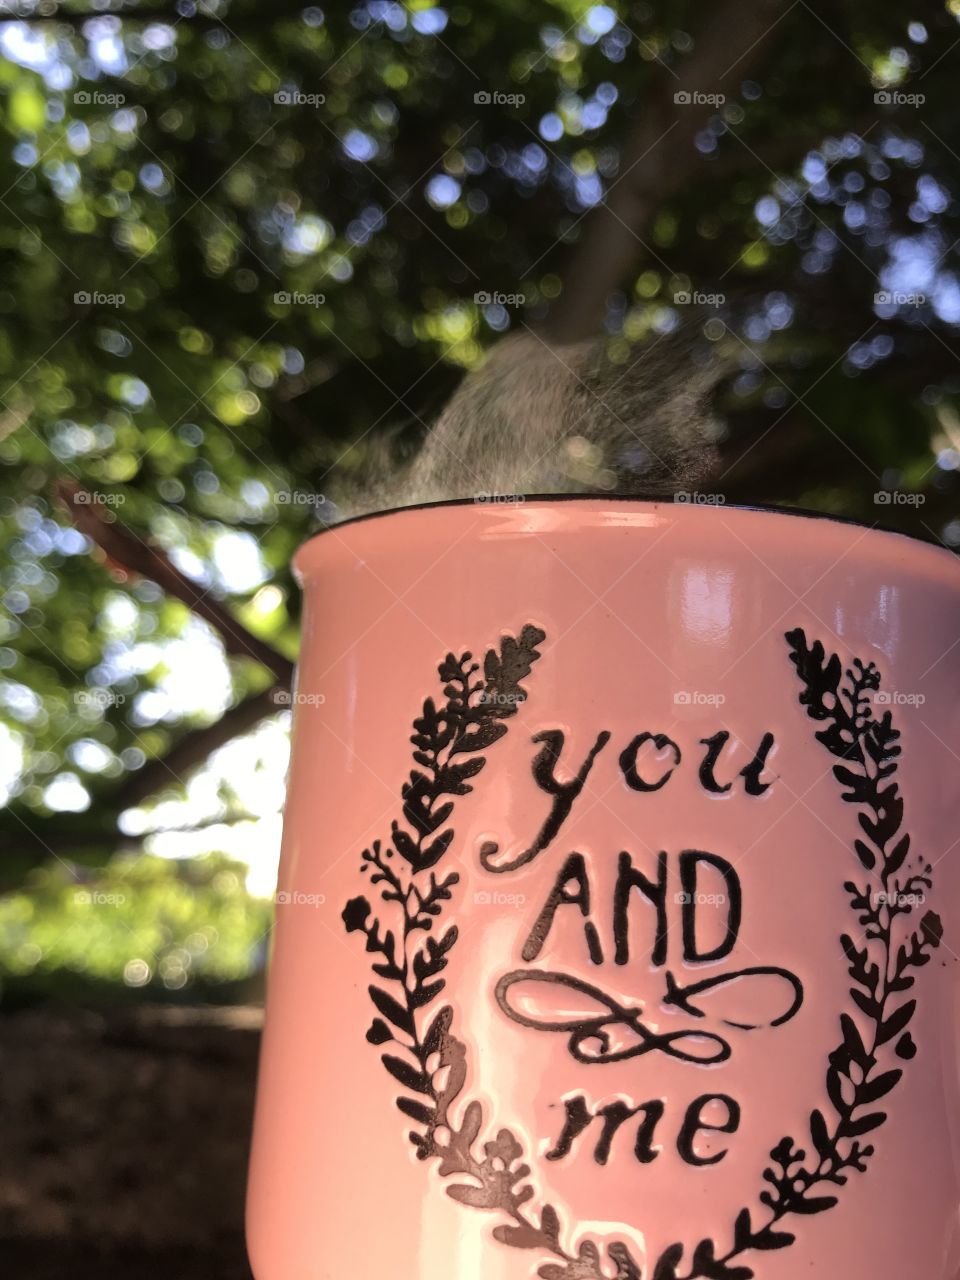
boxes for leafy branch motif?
[342,624,598,1265]
[637,629,945,1280]
[342,625,942,1280]
[639,631,943,1280]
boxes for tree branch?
[56,479,295,687]
[112,686,285,807]
[49,481,297,815]
[0,686,286,872]
[546,0,793,343]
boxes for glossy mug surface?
[247,499,960,1280]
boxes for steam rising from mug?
[334,328,728,519]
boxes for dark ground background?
[0,1005,258,1276]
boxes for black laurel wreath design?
[341,624,553,1148]
[342,625,943,1280]
[641,629,945,1280]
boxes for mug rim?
[307,493,944,543]
[294,494,956,577]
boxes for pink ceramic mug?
[247,498,960,1280]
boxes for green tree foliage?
[0,0,958,965]
[0,850,272,1001]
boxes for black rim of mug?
[300,492,952,553]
